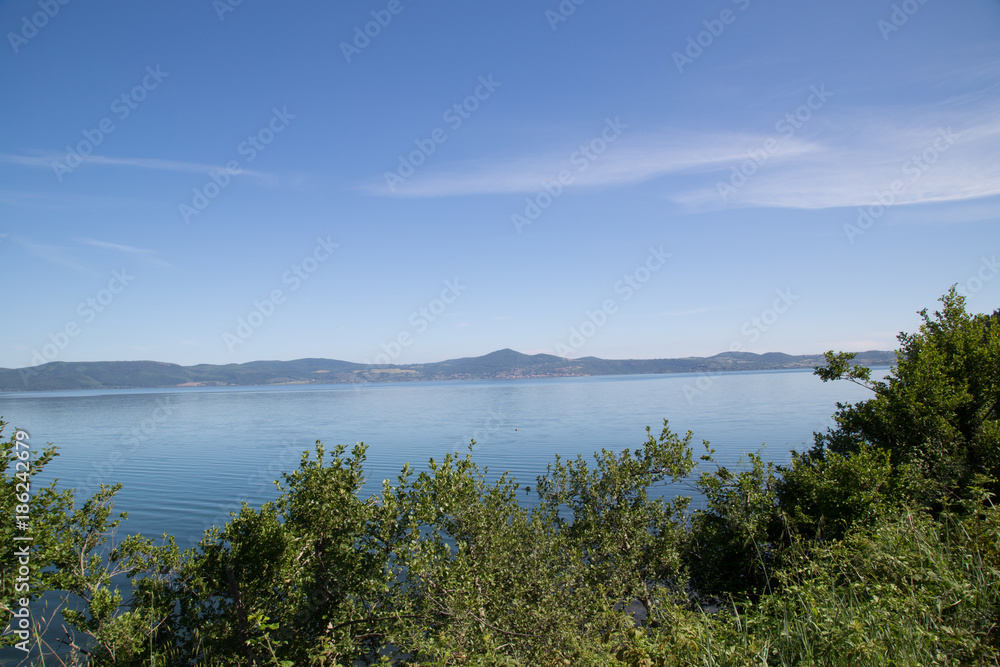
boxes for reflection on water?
[0,369,879,549]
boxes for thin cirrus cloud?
[362,131,821,198]
[0,152,277,185]
[363,107,1000,214]
[671,114,1000,211]
[18,240,94,273]
[14,237,173,272]
[77,238,174,268]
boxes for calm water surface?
[0,369,877,549]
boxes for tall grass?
[618,505,1000,667]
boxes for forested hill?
[0,348,897,392]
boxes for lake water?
[0,369,879,550]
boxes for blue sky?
[2,0,999,369]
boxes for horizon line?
[2,346,898,372]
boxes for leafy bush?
[686,450,782,602]
[815,286,1000,509]
[776,444,899,542]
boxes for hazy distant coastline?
[0,348,896,392]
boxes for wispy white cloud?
[0,151,278,184]
[362,132,820,198]
[78,238,148,253]
[19,240,93,273]
[670,112,1000,211]
[362,102,1000,214]
[12,237,173,271]
[77,238,173,268]
[0,189,174,212]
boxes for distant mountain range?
[0,349,897,392]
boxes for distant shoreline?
[0,364,898,398]
[0,348,896,393]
